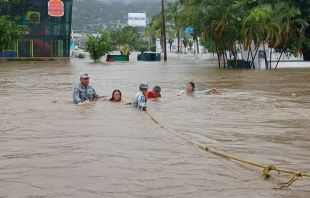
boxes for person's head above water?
[110,90,122,102]
[139,82,148,94]
[80,73,90,87]
[152,85,161,98]
[187,82,195,92]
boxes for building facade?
[0,0,73,58]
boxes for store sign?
[48,0,64,17]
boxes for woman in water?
[101,90,123,102]
[177,82,217,96]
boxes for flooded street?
[0,54,309,198]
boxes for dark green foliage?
[0,16,25,52]
[76,53,86,58]
[86,30,114,62]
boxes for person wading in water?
[177,82,217,96]
[131,82,148,111]
[73,73,105,105]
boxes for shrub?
[86,30,114,62]
[76,53,85,58]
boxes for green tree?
[168,36,174,52]
[86,30,113,62]
[272,2,308,68]
[119,26,141,54]
[145,13,164,50]
[110,29,122,50]
[157,0,309,67]
[0,16,25,52]
[145,13,163,38]
[182,36,189,53]
[166,1,183,53]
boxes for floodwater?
[0,53,309,198]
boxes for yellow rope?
[145,108,310,189]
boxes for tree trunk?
[222,52,226,68]
[231,45,238,68]
[250,49,255,69]
[263,43,268,70]
[170,44,172,52]
[239,43,243,60]
[224,51,228,68]
[275,50,284,69]
[250,48,259,69]
[196,39,199,54]
[177,33,180,54]
[216,50,221,68]
[247,47,251,62]
[269,48,272,69]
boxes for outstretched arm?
[93,88,103,98]
[196,88,217,95]
[177,90,185,96]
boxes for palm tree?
[273,2,308,69]
[145,13,164,50]
[166,1,183,54]
[167,37,174,52]
[145,13,163,38]
[242,5,282,69]
[179,0,205,54]
[182,36,189,53]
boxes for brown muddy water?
[0,54,309,198]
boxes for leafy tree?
[166,1,183,53]
[168,37,174,52]
[148,0,310,67]
[188,40,193,50]
[200,38,216,53]
[145,13,164,50]
[182,36,189,53]
[135,45,148,53]
[118,26,142,54]
[0,16,25,52]
[86,30,113,62]
[145,13,163,38]
[110,29,122,50]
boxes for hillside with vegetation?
[72,0,164,31]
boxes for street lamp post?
[161,0,167,61]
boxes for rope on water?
[145,108,310,189]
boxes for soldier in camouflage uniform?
[131,82,148,111]
[73,73,104,105]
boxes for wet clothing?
[131,91,147,110]
[147,91,161,99]
[178,89,212,95]
[73,84,102,104]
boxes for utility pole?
[161,0,167,61]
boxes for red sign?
[48,0,64,17]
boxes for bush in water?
[86,30,113,62]
[76,53,85,58]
